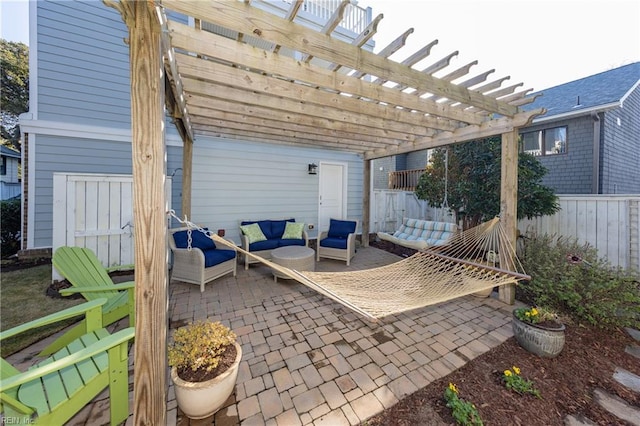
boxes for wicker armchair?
[169,227,237,292]
[317,219,358,266]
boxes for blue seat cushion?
[173,228,216,250]
[320,237,348,249]
[202,249,236,268]
[327,219,356,239]
[249,239,279,251]
[276,238,305,247]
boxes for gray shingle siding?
[600,88,640,194]
[523,116,595,194]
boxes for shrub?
[168,320,236,381]
[1,197,21,258]
[518,233,639,329]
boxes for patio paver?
[6,245,520,425]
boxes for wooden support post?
[127,1,168,423]
[181,136,193,219]
[362,159,371,247]
[499,130,518,304]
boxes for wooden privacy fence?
[371,190,455,233]
[371,191,639,271]
[518,195,639,270]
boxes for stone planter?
[512,312,565,358]
[171,342,242,419]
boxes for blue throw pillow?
[327,219,356,239]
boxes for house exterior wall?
[600,87,640,194]
[23,0,370,250]
[191,138,363,241]
[36,1,130,128]
[406,150,429,171]
[522,116,595,194]
[372,157,394,190]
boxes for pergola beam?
[162,0,519,117]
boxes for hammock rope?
[168,212,529,321]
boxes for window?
[520,126,567,156]
[0,157,6,175]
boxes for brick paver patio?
[167,245,517,425]
[6,245,517,425]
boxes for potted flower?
[512,306,565,358]
[168,319,242,419]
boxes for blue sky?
[2,0,638,91]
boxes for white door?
[318,162,347,232]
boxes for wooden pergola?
[105,0,544,423]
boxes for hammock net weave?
[206,216,528,321]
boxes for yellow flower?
[504,370,512,376]
[525,311,531,317]
[531,307,538,316]
[448,383,459,394]
[513,366,521,375]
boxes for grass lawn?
[0,264,84,357]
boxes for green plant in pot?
[168,320,242,419]
[512,306,565,358]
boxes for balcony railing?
[282,0,371,34]
[388,169,425,191]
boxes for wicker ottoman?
[271,246,315,282]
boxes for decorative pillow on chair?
[282,222,305,239]
[240,223,268,244]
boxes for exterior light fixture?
[308,163,318,175]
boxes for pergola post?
[362,159,371,247]
[499,129,518,304]
[121,0,168,423]
[181,136,193,219]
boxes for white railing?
[282,0,371,34]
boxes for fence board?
[516,195,639,270]
[372,191,639,270]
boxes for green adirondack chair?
[40,246,135,356]
[0,299,134,425]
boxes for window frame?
[520,126,568,157]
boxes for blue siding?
[190,138,363,240]
[33,135,134,247]
[37,0,132,127]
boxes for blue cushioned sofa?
[169,227,237,292]
[317,218,359,266]
[239,218,309,270]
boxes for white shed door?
[318,162,347,232]
[52,173,171,281]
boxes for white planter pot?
[171,342,242,419]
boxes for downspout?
[591,112,601,194]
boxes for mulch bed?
[367,240,640,425]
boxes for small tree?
[415,137,559,229]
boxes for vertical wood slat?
[126,1,168,423]
[517,195,639,270]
